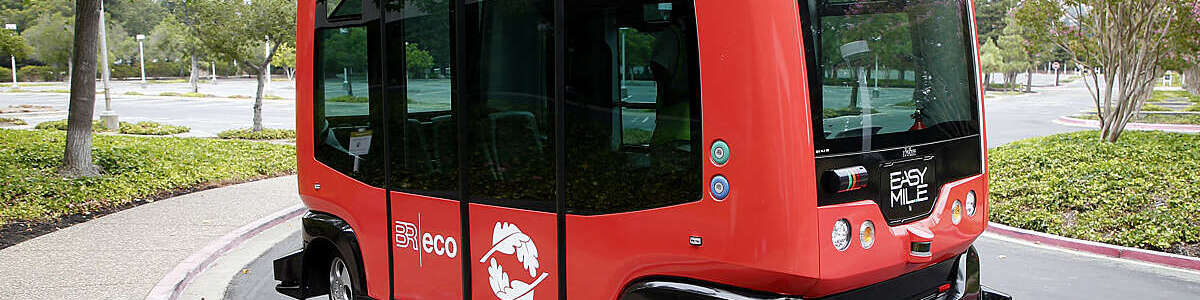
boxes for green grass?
[0,129,295,226]
[1072,113,1200,125]
[229,95,251,99]
[989,131,1200,254]
[217,128,296,140]
[0,117,26,125]
[35,119,191,135]
[1150,90,1200,103]
[148,79,188,84]
[0,83,59,88]
[822,107,880,118]
[158,92,182,97]
[124,91,144,96]
[1141,103,1171,111]
[264,95,286,100]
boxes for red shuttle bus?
[274,0,1012,299]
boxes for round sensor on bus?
[710,175,730,201]
[711,140,730,165]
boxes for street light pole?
[4,24,16,91]
[264,36,271,94]
[98,1,119,131]
[137,34,146,87]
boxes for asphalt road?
[227,76,1200,299]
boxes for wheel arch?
[301,211,371,297]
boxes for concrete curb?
[1055,116,1200,133]
[145,204,306,300]
[987,222,1200,272]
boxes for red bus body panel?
[293,0,989,299]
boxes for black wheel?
[328,256,355,300]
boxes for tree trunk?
[1184,66,1200,94]
[983,73,992,91]
[189,54,199,93]
[253,68,265,131]
[60,0,102,178]
[1025,66,1033,93]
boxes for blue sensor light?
[711,175,730,200]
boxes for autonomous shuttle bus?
[274,0,1011,299]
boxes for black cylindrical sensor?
[824,166,869,193]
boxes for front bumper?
[621,245,1012,300]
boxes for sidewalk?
[0,176,300,299]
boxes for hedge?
[217,128,296,140]
[35,119,190,135]
[0,129,296,226]
[989,131,1200,255]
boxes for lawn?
[0,129,296,227]
[989,131,1200,256]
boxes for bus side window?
[462,0,557,211]
[564,0,702,214]
[386,0,456,198]
[314,22,385,186]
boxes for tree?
[163,1,206,93]
[1002,15,1052,93]
[23,13,74,71]
[1016,0,1200,142]
[191,0,295,131]
[976,0,1015,45]
[980,40,1003,88]
[995,28,1029,92]
[61,0,101,178]
[0,26,31,61]
[406,43,434,78]
[271,43,296,80]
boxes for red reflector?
[938,283,951,292]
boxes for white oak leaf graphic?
[480,222,540,277]
[487,258,539,300]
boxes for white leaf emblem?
[481,222,549,300]
[480,222,539,277]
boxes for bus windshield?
[802,0,979,156]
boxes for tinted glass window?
[802,0,978,156]
[314,23,384,186]
[462,0,556,211]
[386,0,457,197]
[564,1,701,214]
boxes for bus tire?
[328,255,356,300]
[300,212,367,299]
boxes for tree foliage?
[0,27,30,60]
[1015,0,1200,142]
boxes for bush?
[328,95,368,103]
[119,121,190,135]
[0,129,296,226]
[0,117,25,125]
[125,91,143,96]
[110,64,139,79]
[159,92,182,97]
[181,92,213,98]
[989,131,1200,255]
[218,128,296,140]
[1141,103,1170,111]
[36,119,190,135]
[18,66,60,82]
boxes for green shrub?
[0,117,25,125]
[125,91,144,96]
[230,95,251,99]
[264,95,286,100]
[119,121,190,135]
[17,65,60,82]
[159,92,182,97]
[822,107,879,118]
[217,128,296,140]
[989,131,1200,253]
[1187,105,1200,112]
[1150,90,1200,103]
[181,92,213,98]
[0,129,295,226]
[328,95,368,103]
[36,119,108,131]
[110,64,139,79]
[36,119,190,135]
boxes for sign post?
[1052,62,1061,86]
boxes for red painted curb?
[1055,116,1200,133]
[145,204,306,300]
[986,222,1200,272]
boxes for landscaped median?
[988,131,1200,257]
[0,129,296,247]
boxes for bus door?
[462,0,560,299]
[382,0,463,299]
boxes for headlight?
[951,200,963,225]
[859,220,875,249]
[832,219,852,251]
[965,190,977,216]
